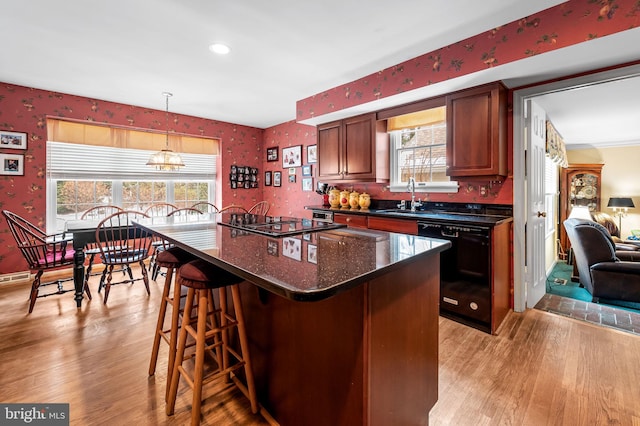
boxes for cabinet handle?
[537,211,547,218]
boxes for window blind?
[47,141,216,180]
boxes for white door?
[526,100,547,308]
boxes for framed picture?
[288,175,296,183]
[267,239,278,256]
[0,153,24,176]
[267,147,278,162]
[282,145,302,168]
[282,237,302,261]
[307,145,317,163]
[273,171,282,187]
[302,177,313,191]
[307,244,318,264]
[265,171,272,186]
[0,131,27,150]
[288,167,296,175]
[302,164,312,176]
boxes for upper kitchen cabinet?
[317,113,389,183]
[445,82,507,180]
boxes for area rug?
[535,261,640,335]
[546,261,640,313]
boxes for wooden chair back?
[81,205,123,220]
[95,211,152,266]
[219,205,248,214]
[248,201,270,216]
[168,207,205,217]
[190,202,219,213]
[2,210,75,270]
[144,203,178,217]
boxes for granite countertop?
[134,214,451,302]
[306,205,514,226]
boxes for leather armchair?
[564,218,640,303]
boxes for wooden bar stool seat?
[148,246,196,395]
[166,259,258,425]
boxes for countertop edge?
[305,205,514,226]
[134,219,451,302]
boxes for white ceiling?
[2,0,640,146]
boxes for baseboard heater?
[0,272,31,283]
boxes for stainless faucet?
[408,177,419,211]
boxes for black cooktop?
[220,213,346,237]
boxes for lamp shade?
[607,197,635,208]
[568,205,592,220]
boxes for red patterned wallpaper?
[0,83,262,274]
[2,0,638,276]
[296,0,640,121]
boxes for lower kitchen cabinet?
[367,216,418,235]
[333,212,368,228]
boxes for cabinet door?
[317,120,342,180]
[446,83,506,178]
[317,113,388,183]
[343,114,375,180]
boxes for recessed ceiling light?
[209,43,230,55]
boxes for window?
[47,141,216,231]
[121,181,168,211]
[388,106,458,193]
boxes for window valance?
[546,120,568,168]
[46,118,219,155]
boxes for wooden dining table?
[65,219,102,307]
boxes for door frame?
[512,63,640,312]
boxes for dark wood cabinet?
[317,113,389,183]
[446,82,507,180]
[559,163,604,253]
[333,212,368,228]
[367,216,417,235]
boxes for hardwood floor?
[2,267,640,425]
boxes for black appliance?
[418,220,492,332]
[311,210,334,223]
[220,213,345,237]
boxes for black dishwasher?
[418,221,492,332]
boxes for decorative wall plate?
[582,185,596,199]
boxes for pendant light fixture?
[146,92,185,171]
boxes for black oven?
[418,221,492,332]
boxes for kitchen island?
[135,213,450,426]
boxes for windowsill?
[389,182,459,193]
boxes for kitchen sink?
[375,209,433,215]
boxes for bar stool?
[148,246,196,399]
[166,259,258,425]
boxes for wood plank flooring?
[1,267,640,425]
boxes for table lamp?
[607,197,635,235]
[568,205,593,220]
